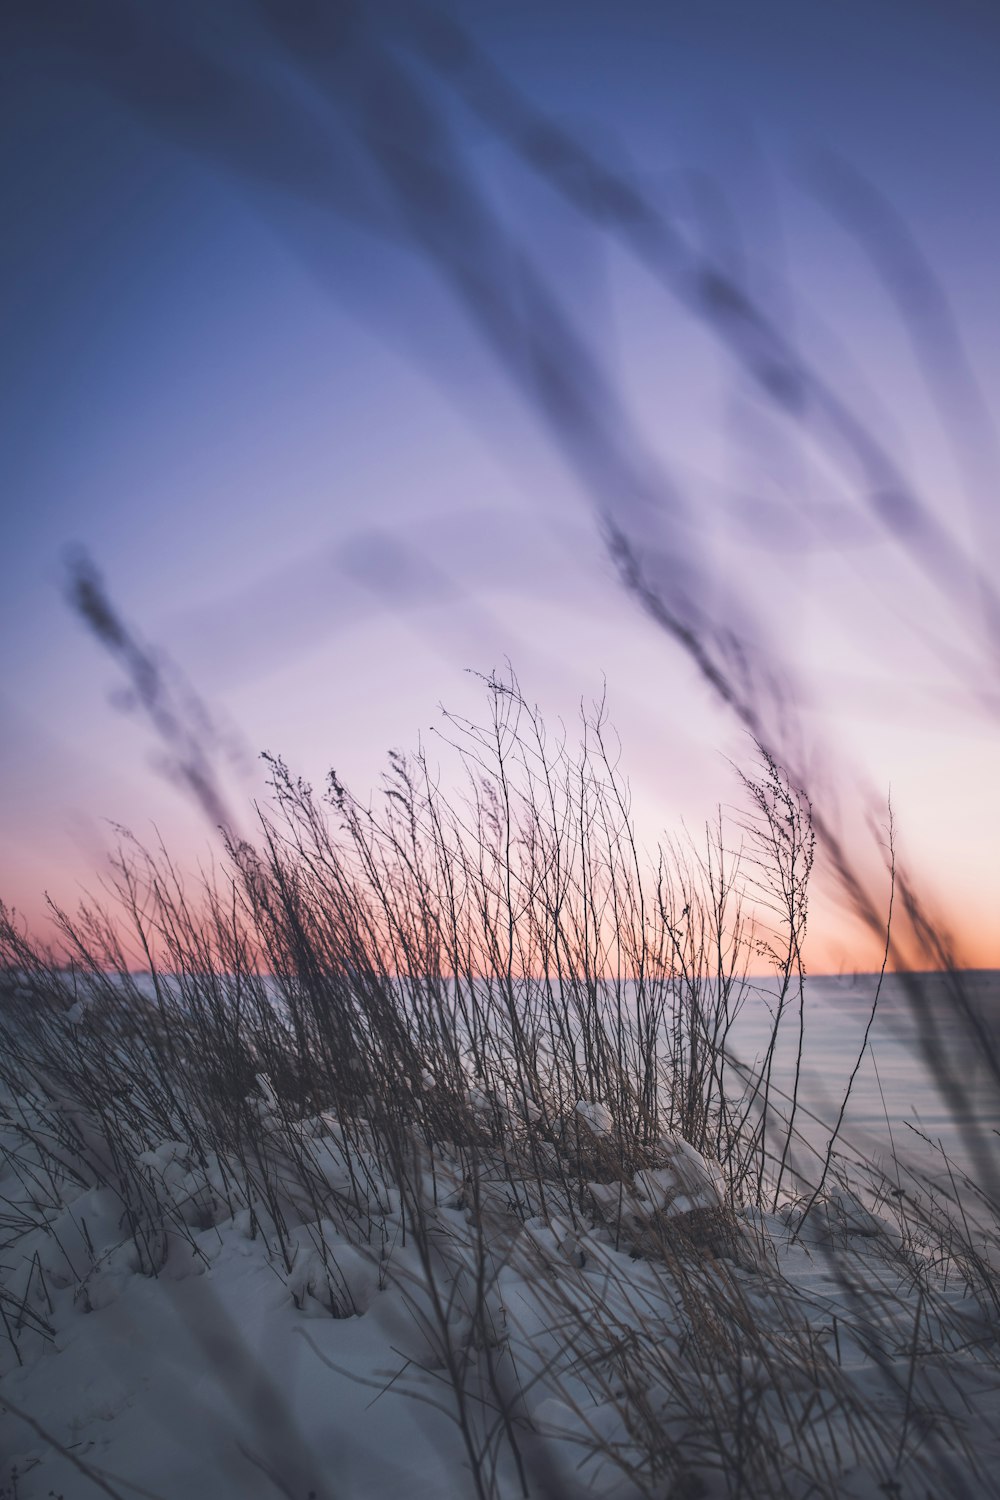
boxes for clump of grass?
[1,676,998,1498]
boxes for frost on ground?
[2,981,999,1500]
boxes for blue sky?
[2,0,999,964]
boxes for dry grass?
[1,678,998,1499]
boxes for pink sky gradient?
[2,1,999,971]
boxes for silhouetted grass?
[2,679,998,1498]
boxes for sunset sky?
[2,0,999,969]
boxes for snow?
[574,1099,614,1137]
[2,993,999,1500]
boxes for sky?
[1,0,999,969]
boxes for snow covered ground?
[2,972,999,1500]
